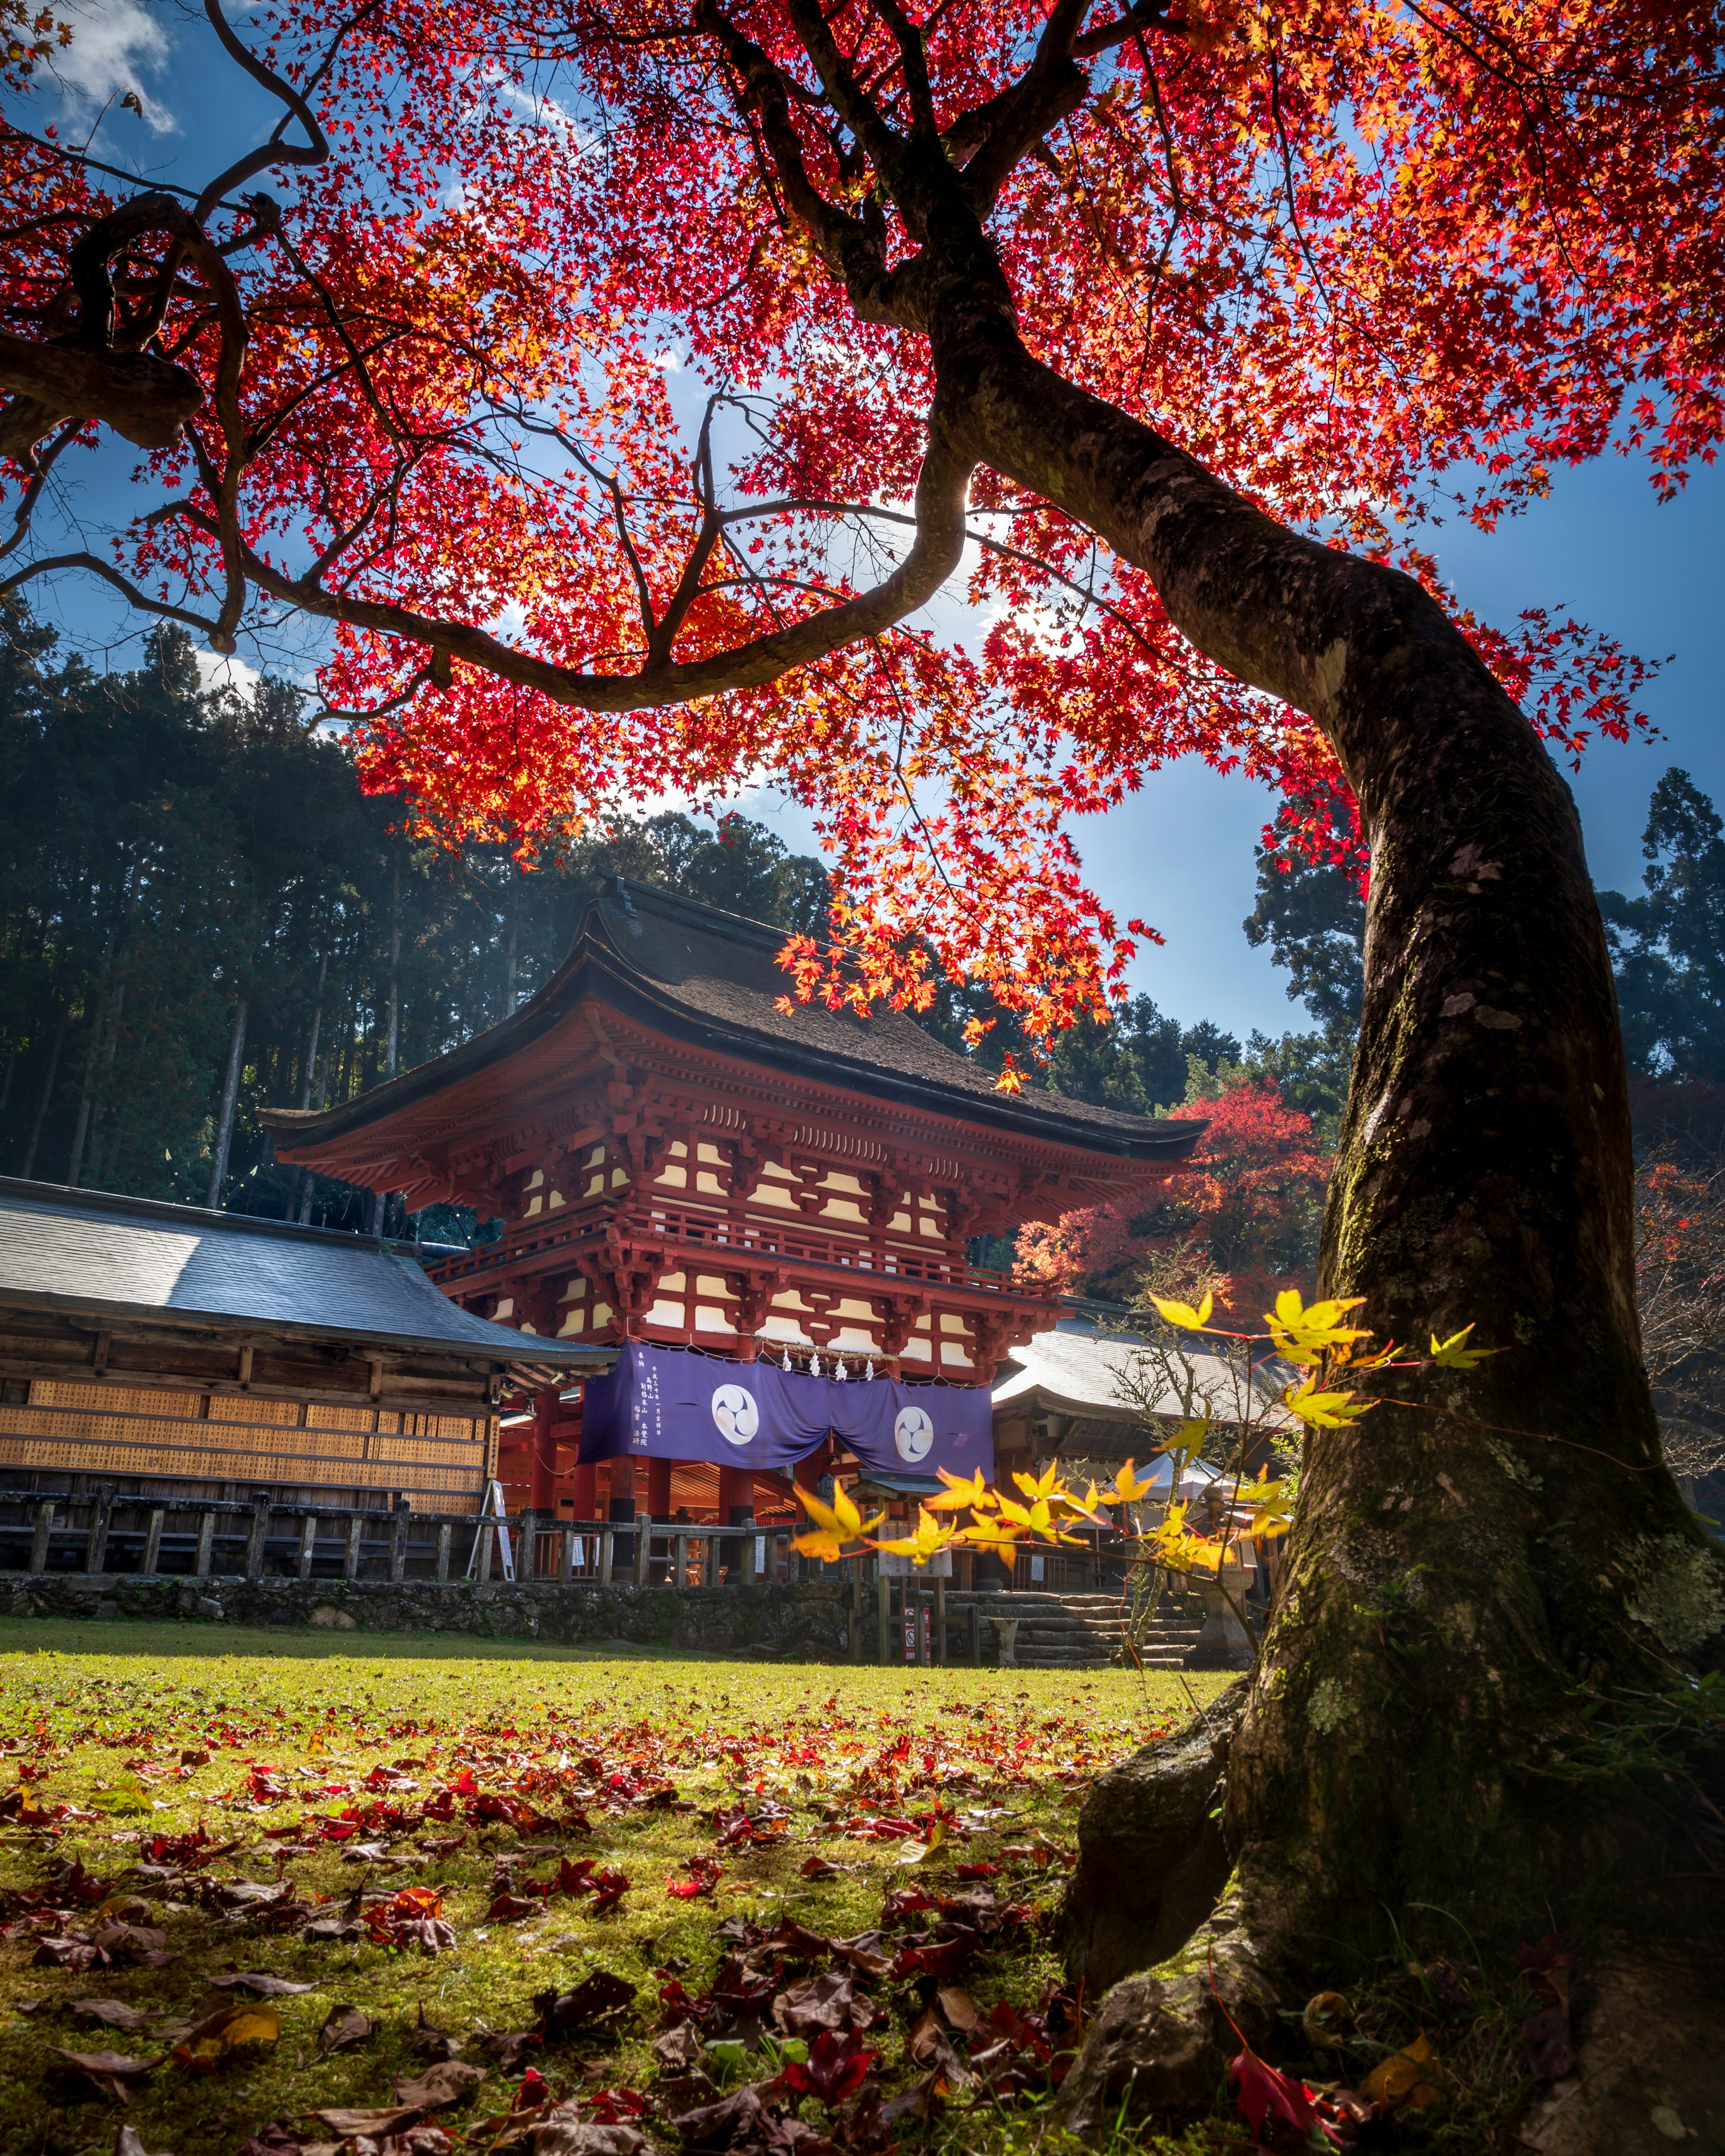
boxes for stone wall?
[1,1571,853,1658]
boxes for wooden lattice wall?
[0,1379,497,1507]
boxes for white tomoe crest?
[711,1383,759,1446]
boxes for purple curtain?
[576,1342,995,1484]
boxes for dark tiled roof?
[590,882,1200,1152]
[266,880,1205,1162]
[0,1179,610,1366]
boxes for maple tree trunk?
[935,312,1724,1983]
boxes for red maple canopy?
[1,0,1709,1034]
[264,879,1202,1377]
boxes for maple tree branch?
[699,3,893,316]
[871,0,938,140]
[779,0,904,174]
[316,665,437,729]
[715,493,1176,659]
[159,420,976,711]
[957,0,1093,211]
[0,330,203,469]
[648,406,726,667]
[193,0,333,224]
[0,549,222,634]
[1070,1,1185,58]
[0,417,76,559]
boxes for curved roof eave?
[265,891,1209,1166]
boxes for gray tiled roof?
[0,1179,610,1365]
[991,1320,1290,1427]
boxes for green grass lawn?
[0,1621,1226,2156]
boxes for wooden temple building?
[0,1177,609,1512]
[266,881,1203,1537]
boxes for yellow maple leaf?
[1234,1476,1295,1535]
[1428,1325,1503,1370]
[792,1483,883,1561]
[1362,2031,1445,2112]
[1108,1458,1157,1505]
[1147,1504,1226,1573]
[960,1515,1030,1550]
[1267,1289,1373,1365]
[997,1493,1083,1545]
[1013,1463,1062,1502]
[1049,1479,1107,1523]
[1149,1291,1214,1330]
[1282,1378,1376,1429]
[925,1465,994,1513]
[871,1507,962,1567]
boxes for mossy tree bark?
[915,267,1725,1958]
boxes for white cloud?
[195,648,262,698]
[52,0,176,134]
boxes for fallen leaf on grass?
[171,2000,281,2070]
[233,2127,314,2156]
[664,1857,723,1902]
[1301,1991,1354,2052]
[95,1895,155,1926]
[71,1998,154,2031]
[115,2126,176,2156]
[48,2046,163,2103]
[772,1974,876,2037]
[407,2005,464,2062]
[93,1923,175,1966]
[934,1986,979,2032]
[33,1933,106,1971]
[781,2027,878,2110]
[797,1856,839,1882]
[653,2023,706,2073]
[477,2028,544,2073]
[668,2080,776,2149]
[1522,2001,1578,2082]
[318,2004,375,2054]
[489,1892,543,1921]
[1230,2049,1323,2142]
[536,1973,637,2041]
[531,2113,659,2156]
[207,1972,317,1997]
[396,2059,488,2110]
[1360,2030,1445,2112]
[311,2105,425,2138]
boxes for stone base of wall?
[1,1572,852,1658]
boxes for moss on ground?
[0,1620,1227,2155]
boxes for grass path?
[0,1623,1224,2156]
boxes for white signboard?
[876,1547,952,1578]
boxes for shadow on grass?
[0,1615,740,1663]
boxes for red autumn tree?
[4,0,1723,2109]
[1018,1075,1331,1319]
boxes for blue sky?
[14,3,1723,1044]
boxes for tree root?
[1061,1676,1245,2000]
[1057,1681,1289,2138]
[1057,1688,1725,2150]
[1055,1881,1283,2136]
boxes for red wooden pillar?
[717,1465,754,1523]
[717,1464,753,1572]
[646,1457,673,1517]
[529,1387,560,1511]
[570,1461,597,1520]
